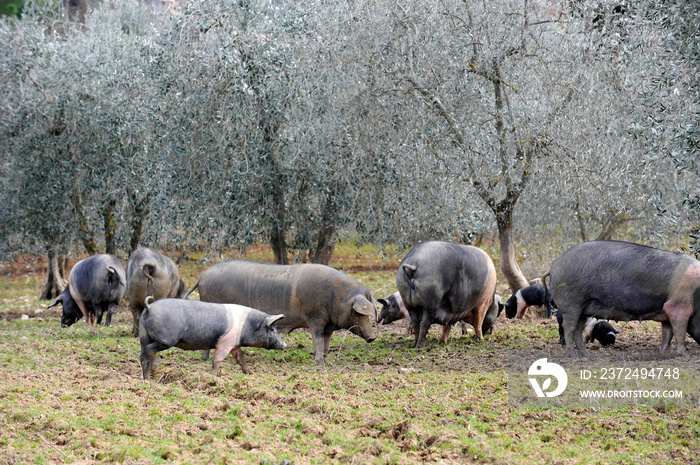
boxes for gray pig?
[187,261,377,365]
[48,254,125,327]
[546,240,700,358]
[139,298,286,378]
[396,241,498,347]
[126,247,189,337]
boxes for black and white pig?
[504,283,554,319]
[48,254,126,327]
[396,241,498,348]
[584,318,622,346]
[186,261,377,365]
[546,240,700,358]
[126,247,189,337]
[139,298,286,378]
[556,309,621,346]
[378,292,413,335]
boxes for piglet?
[504,283,554,319]
[556,310,621,347]
[378,292,413,335]
[584,318,622,346]
[139,298,286,379]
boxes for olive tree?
[146,0,406,264]
[518,1,699,253]
[316,0,698,289]
[0,0,167,296]
[323,0,588,290]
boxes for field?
[1,243,699,464]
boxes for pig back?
[397,241,494,316]
[549,240,694,318]
[197,261,365,332]
[197,261,297,330]
[72,254,126,305]
[142,299,233,349]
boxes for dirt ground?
[3,253,700,464]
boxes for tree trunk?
[74,190,98,256]
[268,172,289,265]
[310,194,337,265]
[575,200,589,242]
[496,208,530,292]
[59,255,68,278]
[311,228,336,265]
[270,223,288,265]
[174,244,187,265]
[103,197,117,255]
[596,211,629,241]
[128,189,150,256]
[40,252,68,300]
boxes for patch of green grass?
[1,244,699,464]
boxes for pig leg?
[210,346,232,375]
[574,318,588,357]
[95,307,105,326]
[140,340,170,380]
[201,350,211,361]
[310,329,327,365]
[407,309,420,339]
[104,302,118,327]
[660,322,674,352]
[130,306,142,338]
[323,333,333,357]
[460,321,468,336]
[471,304,488,342]
[231,347,250,375]
[662,301,692,355]
[415,311,434,348]
[562,312,587,358]
[84,310,96,327]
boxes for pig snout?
[264,320,287,351]
[269,332,287,350]
[349,320,377,343]
[377,307,394,325]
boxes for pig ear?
[265,314,285,327]
[352,297,375,317]
[377,298,388,308]
[495,295,505,314]
[47,295,63,309]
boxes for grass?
[1,242,699,464]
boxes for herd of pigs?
[46,240,700,379]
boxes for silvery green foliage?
[0,0,696,263]
[146,0,329,256]
[318,0,697,252]
[0,0,169,258]
[517,1,699,254]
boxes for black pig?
[546,240,700,358]
[48,254,125,327]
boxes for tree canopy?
[1,0,697,284]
